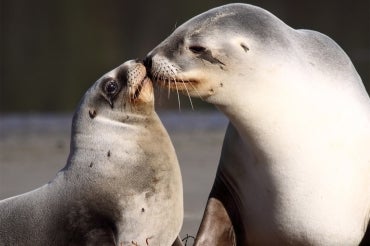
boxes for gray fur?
[0,60,183,246]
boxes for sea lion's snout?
[110,60,153,104]
[123,60,153,103]
[97,60,153,109]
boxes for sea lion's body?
[145,4,370,245]
[0,61,183,246]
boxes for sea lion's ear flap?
[240,42,249,52]
[230,37,250,53]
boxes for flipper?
[172,235,184,246]
[194,197,236,246]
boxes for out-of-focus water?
[0,111,227,134]
[0,111,228,238]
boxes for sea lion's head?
[69,60,154,147]
[144,3,292,107]
[75,60,153,125]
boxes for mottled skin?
[145,3,370,245]
[0,60,184,246]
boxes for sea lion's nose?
[143,54,153,79]
[143,54,153,71]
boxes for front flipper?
[172,235,184,246]
[193,197,236,246]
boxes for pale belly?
[220,125,370,245]
[225,153,370,245]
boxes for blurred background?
[1,0,369,112]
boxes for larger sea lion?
[145,3,370,245]
[0,60,183,246]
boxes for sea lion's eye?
[189,45,206,54]
[104,80,119,97]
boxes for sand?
[0,111,228,240]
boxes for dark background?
[1,0,369,112]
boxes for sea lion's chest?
[221,122,370,244]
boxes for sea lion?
[144,3,370,245]
[0,60,184,246]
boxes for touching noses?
[143,53,153,71]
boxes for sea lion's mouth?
[154,77,198,91]
[131,76,152,102]
[132,76,146,99]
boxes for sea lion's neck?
[217,74,370,164]
[63,109,154,172]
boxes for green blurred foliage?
[0,0,369,112]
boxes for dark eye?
[189,45,206,54]
[104,80,119,97]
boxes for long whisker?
[180,78,194,110]
[129,83,133,101]
[171,75,181,111]
[154,69,167,107]
[166,76,171,99]
[168,66,183,111]
[169,65,194,110]
[188,82,204,101]
[155,81,163,106]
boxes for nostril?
[143,55,153,79]
[143,55,152,70]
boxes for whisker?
[167,77,171,99]
[128,84,133,101]
[154,72,166,106]
[180,78,194,110]
[168,66,182,111]
[171,75,181,111]
[155,81,163,106]
[188,82,205,101]
[168,65,194,111]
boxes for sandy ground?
[0,111,228,241]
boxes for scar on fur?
[88,109,97,118]
[240,43,249,52]
[146,236,153,245]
